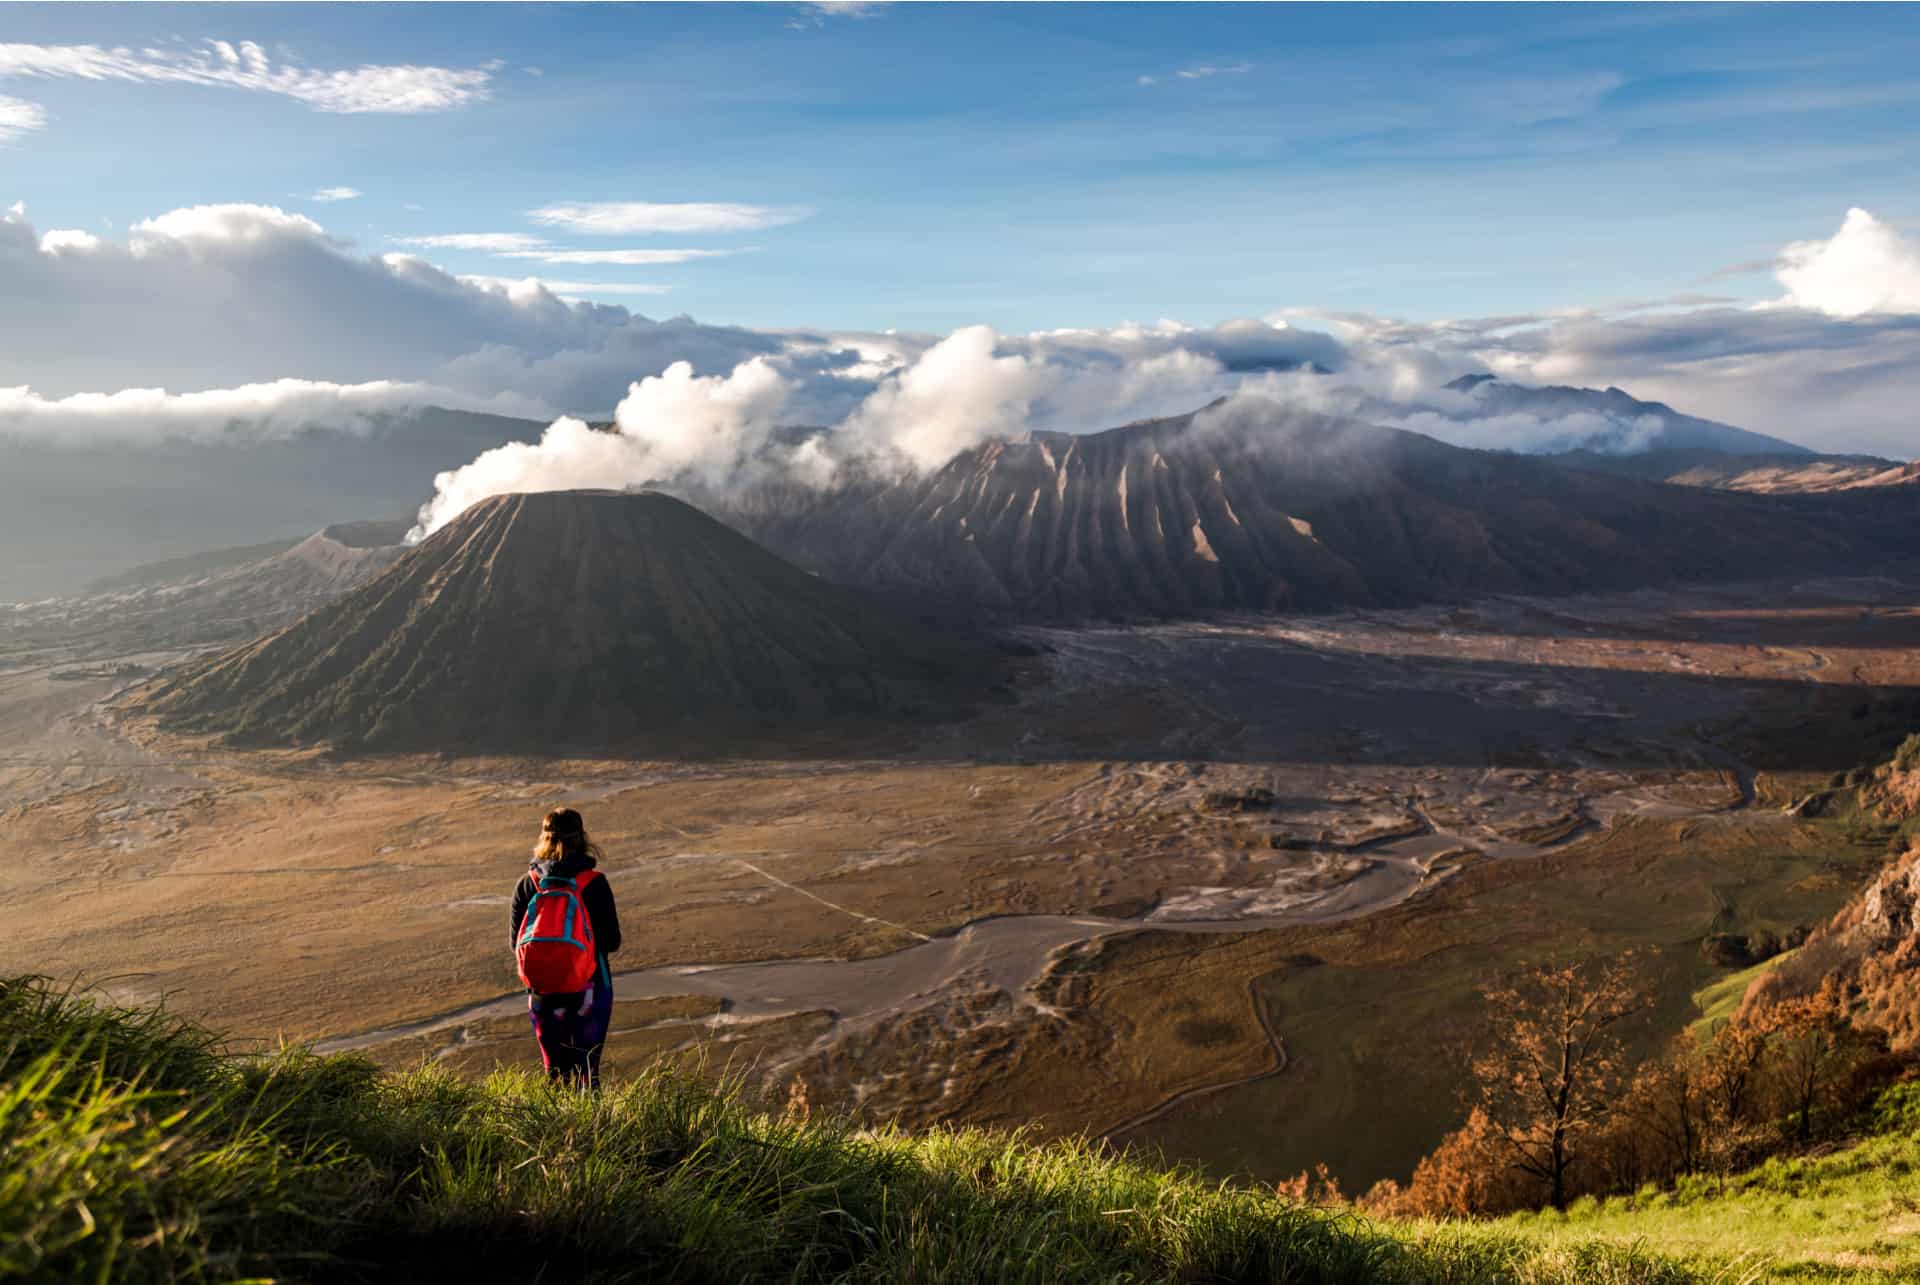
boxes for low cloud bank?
[5,199,1919,546]
[0,379,547,446]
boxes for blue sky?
[6,1,1919,332]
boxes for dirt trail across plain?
[309,765,1708,1071]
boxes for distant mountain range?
[1436,375,1813,456]
[0,408,544,602]
[714,399,1907,619]
[4,521,410,658]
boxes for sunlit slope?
[138,489,997,752]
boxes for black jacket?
[510,852,622,958]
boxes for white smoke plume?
[839,325,1047,469]
[409,322,1270,537]
[409,358,793,538]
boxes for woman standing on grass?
[510,807,622,1088]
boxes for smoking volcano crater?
[136,490,1001,753]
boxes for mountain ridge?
[713,398,1899,621]
[1435,375,1811,455]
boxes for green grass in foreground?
[1495,1084,1920,1284]
[0,976,1749,1285]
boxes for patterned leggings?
[528,971,613,1088]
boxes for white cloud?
[310,186,362,202]
[788,2,890,27]
[1141,62,1251,85]
[528,201,810,235]
[131,202,328,247]
[38,228,99,254]
[0,202,671,401]
[0,93,45,140]
[1175,61,1252,80]
[458,274,672,299]
[0,39,495,114]
[392,236,743,266]
[501,247,748,266]
[1277,255,1920,461]
[394,232,550,252]
[1773,207,1920,317]
[0,377,545,446]
[8,196,1919,511]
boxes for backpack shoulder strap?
[574,868,601,891]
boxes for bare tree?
[1758,978,1887,1145]
[1470,954,1653,1210]
[1614,1038,1708,1185]
[1699,1016,1771,1131]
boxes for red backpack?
[515,868,601,994]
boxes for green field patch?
[1686,950,1792,1043]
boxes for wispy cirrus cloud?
[393,232,550,252]
[1138,61,1252,86]
[787,2,890,29]
[529,201,810,235]
[309,186,362,203]
[0,93,45,140]
[392,234,750,266]
[0,39,498,114]
[1460,70,1624,124]
[501,247,748,266]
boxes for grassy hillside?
[3,976,1730,1285]
[1493,1084,1920,1282]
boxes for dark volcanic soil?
[135,490,1000,752]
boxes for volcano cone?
[140,490,996,753]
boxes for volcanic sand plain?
[4,567,1919,1190]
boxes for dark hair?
[534,807,601,864]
